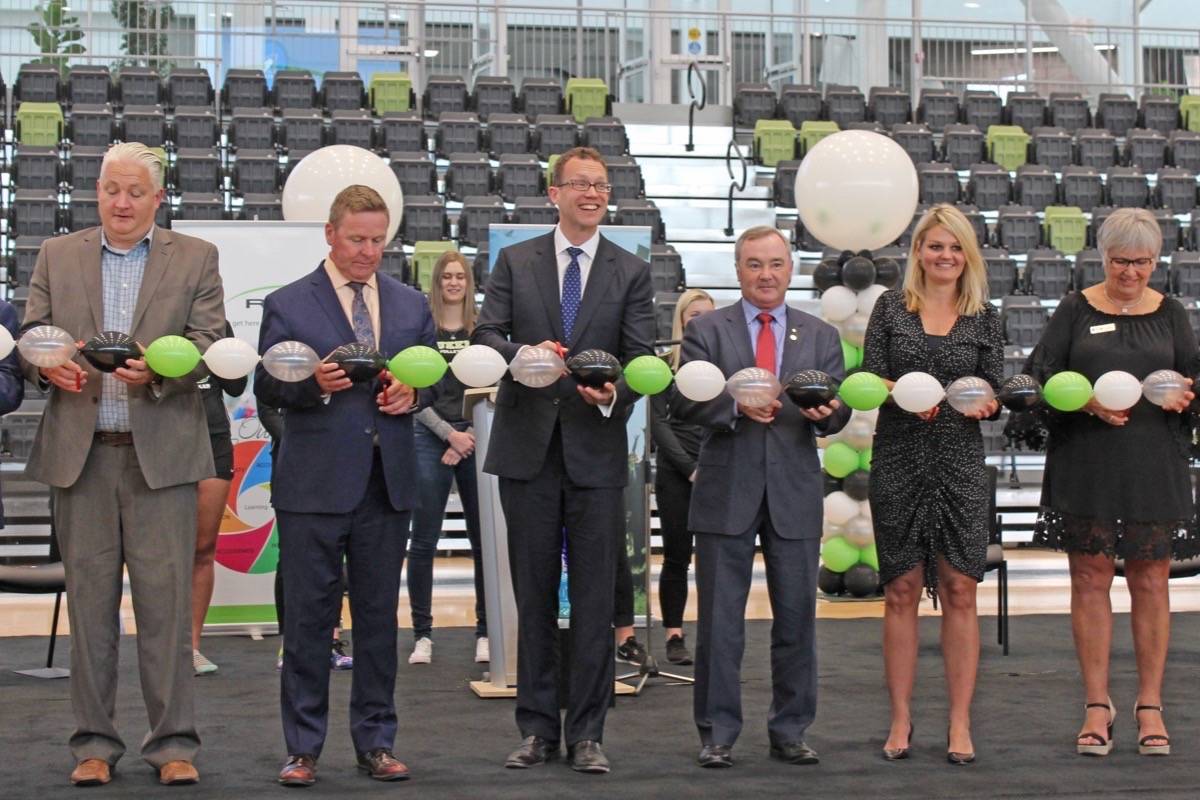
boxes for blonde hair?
[1096,207,1162,261]
[428,250,477,333]
[903,203,989,316]
[328,184,389,228]
[669,288,715,369]
[101,142,165,191]
[552,146,607,185]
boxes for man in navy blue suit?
[0,299,24,521]
[255,185,435,786]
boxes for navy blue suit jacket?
[254,264,436,515]
[0,301,25,524]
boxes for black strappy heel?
[1134,704,1170,756]
[1076,699,1115,757]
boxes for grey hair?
[1096,207,1162,261]
[734,224,791,264]
[100,142,165,191]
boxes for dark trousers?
[277,451,409,758]
[499,430,622,746]
[655,463,695,629]
[614,538,634,629]
[407,423,486,639]
[693,501,820,747]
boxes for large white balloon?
[1092,370,1142,411]
[282,145,405,242]
[203,337,260,380]
[675,359,726,402]
[823,491,860,526]
[892,371,945,413]
[450,344,508,387]
[819,285,858,322]
[795,130,919,251]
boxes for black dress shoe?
[567,740,610,774]
[697,744,734,768]
[504,736,559,769]
[770,740,820,765]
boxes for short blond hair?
[101,142,165,191]
[328,184,389,228]
[903,204,989,315]
[1096,207,1162,261]
[734,225,791,265]
[669,288,715,369]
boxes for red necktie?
[755,312,776,375]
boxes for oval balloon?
[18,325,78,368]
[203,337,260,380]
[144,335,201,378]
[859,542,880,571]
[845,515,875,548]
[566,349,621,389]
[726,367,781,408]
[819,285,858,323]
[388,345,448,389]
[998,373,1042,411]
[330,343,387,384]
[859,447,873,471]
[812,259,843,291]
[449,344,507,388]
[821,535,860,573]
[892,371,945,413]
[794,130,920,251]
[839,371,889,411]
[946,376,996,416]
[856,284,888,316]
[624,354,673,395]
[823,441,860,478]
[842,469,871,501]
[818,565,846,595]
[1092,370,1142,411]
[674,360,726,402]
[844,564,880,597]
[873,256,902,288]
[81,331,140,373]
[1043,370,1092,412]
[841,255,877,291]
[839,312,870,348]
[509,346,565,389]
[783,369,839,409]
[823,491,860,526]
[282,145,405,242]
[0,325,13,360]
[1142,369,1190,407]
[840,415,875,451]
[841,339,861,371]
[262,340,320,382]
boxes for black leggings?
[655,464,695,629]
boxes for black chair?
[985,465,1010,655]
[0,518,68,678]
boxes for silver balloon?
[839,312,870,348]
[946,376,996,416]
[17,325,78,368]
[841,416,875,451]
[845,514,875,547]
[510,346,565,389]
[262,341,320,382]
[821,517,846,543]
[1142,369,1190,407]
[726,367,781,407]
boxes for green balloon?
[859,543,879,571]
[821,536,860,573]
[1043,370,1092,412]
[144,335,200,378]
[624,354,673,395]
[824,441,860,478]
[841,339,861,371]
[839,371,888,410]
[859,447,873,471]
[387,346,448,389]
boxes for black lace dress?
[1027,292,1200,560]
[862,290,1005,595]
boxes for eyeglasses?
[556,179,613,194]
[1109,257,1155,270]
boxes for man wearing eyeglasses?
[474,146,654,774]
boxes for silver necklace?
[1102,285,1145,314]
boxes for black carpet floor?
[2,613,1198,799]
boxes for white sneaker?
[474,636,490,663]
[408,637,433,665]
[192,649,218,676]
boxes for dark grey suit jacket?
[672,302,850,539]
[472,231,655,488]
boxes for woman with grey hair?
[1026,207,1200,758]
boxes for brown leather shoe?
[69,759,112,786]
[158,760,199,786]
[356,749,410,781]
[278,755,317,787]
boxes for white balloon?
[283,145,405,243]
[450,344,507,388]
[675,360,726,402]
[795,130,920,251]
[0,325,13,360]
[859,500,873,519]
[203,337,260,380]
[820,285,858,322]
[823,491,860,526]
[892,371,945,413]
[845,515,876,548]
[839,312,870,348]
[855,407,880,426]
[841,416,875,451]
[857,284,888,315]
[1092,370,1142,411]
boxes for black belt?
[94,431,134,446]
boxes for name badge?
[1089,323,1116,334]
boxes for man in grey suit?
[473,146,654,774]
[672,225,849,769]
[20,142,225,787]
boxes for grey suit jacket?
[671,302,850,539]
[472,231,655,487]
[20,226,225,489]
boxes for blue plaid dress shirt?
[96,229,152,432]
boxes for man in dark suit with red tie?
[473,147,655,774]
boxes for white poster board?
[174,220,327,631]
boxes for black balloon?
[567,349,621,388]
[998,373,1042,411]
[822,473,842,497]
[818,566,845,596]
[837,250,856,266]
[81,331,140,373]
[330,343,387,383]
[812,259,843,291]
[841,255,877,291]
[873,257,902,288]
[784,369,840,409]
[844,564,880,597]
[842,469,870,501]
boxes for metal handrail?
[685,60,707,153]
[723,138,747,237]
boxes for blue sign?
[687,41,702,55]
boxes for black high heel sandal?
[1134,704,1170,757]
[882,722,914,761]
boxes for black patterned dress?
[1027,292,1200,560]
[862,290,1005,594]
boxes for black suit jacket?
[472,231,654,488]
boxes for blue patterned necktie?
[348,281,376,349]
[562,247,583,341]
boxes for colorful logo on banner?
[217,435,279,574]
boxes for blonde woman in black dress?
[862,204,1004,765]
